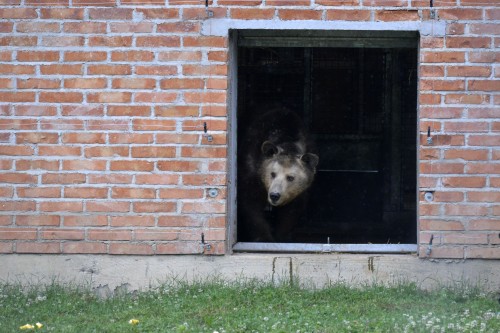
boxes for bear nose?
[269,192,281,203]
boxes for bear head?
[259,141,319,207]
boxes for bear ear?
[261,141,278,157]
[301,153,319,171]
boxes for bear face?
[259,141,319,207]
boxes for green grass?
[1,279,499,332]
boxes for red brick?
[444,121,488,132]
[134,229,178,241]
[444,149,488,161]
[63,22,106,34]
[40,64,82,75]
[65,51,107,62]
[420,219,464,231]
[16,132,58,144]
[442,177,486,188]
[62,160,107,171]
[155,105,199,117]
[468,80,500,92]
[469,219,500,231]
[219,0,261,4]
[184,91,227,104]
[64,78,107,89]
[112,78,156,90]
[17,79,60,90]
[208,51,227,62]
[16,242,60,254]
[419,246,464,259]
[135,65,177,76]
[447,37,491,49]
[63,242,107,254]
[88,8,133,20]
[231,8,275,20]
[135,92,178,103]
[158,216,203,228]
[182,202,226,214]
[0,92,35,103]
[109,133,153,144]
[375,10,420,21]
[88,174,132,184]
[421,51,465,63]
[89,36,133,47]
[87,120,128,131]
[157,161,201,172]
[445,205,488,216]
[109,22,154,33]
[0,187,13,198]
[133,119,176,131]
[0,36,37,47]
[468,135,500,146]
[109,243,154,255]
[447,66,491,77]
[41,173,85,184]
[38,146,82,156]
[267,0,309,5]
[16,22,60,33]
[40,201,83,212]
[133,202,177,213]
[365,0,405,5]
[40,8,84,20]
[0,119,37,130]
[468,192,500,203]
[136,36,180,47]
[181,147,226,158]
[420,80,465,91]
[156,242,203,255]
[158,51,201,62]
[16,215,60,226]
[470,52,500,63]
[89,230,132,241]
[469,107,500,118]
[0,145,34,156]
[432,191,464,202]
[183,64,227,76]
[111,216,155,227]
[326,10,371,21]
[136,174,179,185]
[419,94,441,105]
[420,162,464,174]
[86,201,130,213]
[87,65,131,75]
[0,64,35,75]
[39,92,83,103]
[445,94,489,105]
[470,24,500,35]
[182,174,226,186]
[64,187,108,199]
[84,146,128,158]
[135,8,179,19]
[159,188,204,199]
[64,215,108,227]
[160,78,204,90]
[157,22,201,34]
[0,227,37,239]
[0,8,37,19]
[111,188,155,199]
[110,160,154,172]
[317,0,359,4]
[17,187,60,198]
[443,233,488,245]
[182,8,226,20]
[131,146,176,158]
[467,247,500,259]
[87,92,131,103]
[16,160,58,171]
[156,133,198,145]
[437,9,483,20]
[62,105,104,117]
[42,229,84,240]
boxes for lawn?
[1,279,499,332]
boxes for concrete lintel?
[2,254,499,293]
[202,19,446,37]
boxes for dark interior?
[237,31,418,244]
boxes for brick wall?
[0,0,498,259]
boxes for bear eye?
[271,172,276,179]
[286,175,295,182]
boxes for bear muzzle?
[269,192,281,205]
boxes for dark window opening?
[235,31,418,246]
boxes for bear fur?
[238,108,319,242]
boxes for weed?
[0,280,498,332]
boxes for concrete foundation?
[2,254,500,293]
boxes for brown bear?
[238,108,319,242]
